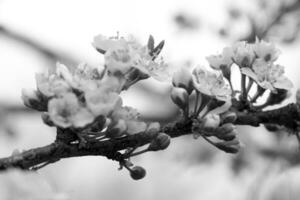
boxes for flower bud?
[202,114,220,129]
[106,119,127,138]
[232,42,255,68]
[172,68,193,94]
[148,133,171,151]
[130,166,146,180]
[146,122,160,138]
[216,129,237,141]
[215,138,240,153]
[220,65,231,82]
[21,88,45,111]
[220,112,237,124]
[264,124,280,132]
[170,87,188,109]
[41,112,54,126]
[218,123,235,134]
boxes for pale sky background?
[0,0,300,199]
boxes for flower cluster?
[20,33,297,179]
[21,34,170,139]
[169,39,294,153]
[93,34,169,83]
[21,34,174,180]
[171,64,232,116]
[23,63,120,129]
[207,38,293,94]
[170,62,236,153]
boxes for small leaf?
[147,35,155,51]
[151,40,165,58]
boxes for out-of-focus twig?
[0,25,78,66]
[241,0,300,42]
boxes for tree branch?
[0,103,299,171]
[235,103,300,130]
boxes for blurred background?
[1,0,300,199]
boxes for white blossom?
[232,41,255,67]
[192,65,232,101]
[36,73,71,97]
[111,106,147,134]
[94,34,169,81]
[92,34,127,52]
[85,89,121,116]
[206,47,234,71]
[48,93,94,128]
[56,63,73,83]
[253,39,280,62]
[202,113,221,128]
[241,59,293,92]
[55,62,106,91]
[21,88,40,108]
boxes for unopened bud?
[218,123,235,134]
[172,68,193,94]
[21,88,45,111]
[41,112,54,126]
[220,65,231,82]
[216,129,237,141]
[215,138,240,153]
[146,122,160,138]
[221,112,237,124]
[106,119,127,138]
[202,114,220,129]
[170,87,188,109]
[130,166,146,180]
[264,124,280,132]
[148,133,171,151]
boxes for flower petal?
[273,77,294,90]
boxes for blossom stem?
[245,78,254,95]
[193,91,200,117]
[184,98,190,118]
[240,74,247,101]
[250,85,265,103]
[199,107,210,119]
[202,135,216,147]
[229,81,234,95]
[123,162,133,172]
[127,148,149,158]
[195,95,210,118]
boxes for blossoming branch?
[1,34,300,180]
